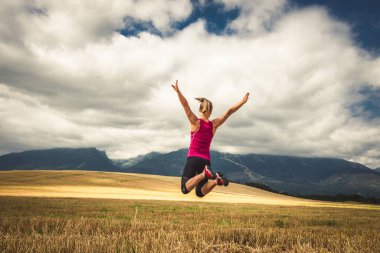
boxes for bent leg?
[195,178,217,197]
[181,177,190,194]
[183,173,205,193]
[201,181,217,196]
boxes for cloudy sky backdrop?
[1,0,380,168]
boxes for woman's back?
[187,119,214,160]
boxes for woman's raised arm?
[172,80,198,125]
[212,92,250,129]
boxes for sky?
[1,0,380,168]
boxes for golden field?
[0,170,379,252]
[0,170,378,209]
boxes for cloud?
[0,0,380,168]
[215,0,288,35]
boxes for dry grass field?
[0,170,379,252]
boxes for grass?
[0,170,379,252]
[0,196,379,253]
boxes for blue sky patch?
[351,86,380,119]
[175,0,240,35]
[119,0,240,37]
[119,17,163,37]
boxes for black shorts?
[181,156,211,197]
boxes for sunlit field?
[1,170,378,209]
[0,170,379,252]
[0,196,379,253]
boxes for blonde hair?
[195,97,213,114]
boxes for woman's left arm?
[212,92,250,129]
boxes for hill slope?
[1,170,378,209]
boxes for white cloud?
[0,0,380,168]
[0,84,79,151]
[215,0,288,35]
[126,0,192,32]
[0,0,192,49]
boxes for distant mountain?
[117,149,188,176]
[121,149,380,197]
[0,148,117,171]
[113,152,162,169]
[375,167,380,173]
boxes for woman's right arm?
[172,80,198,124]
[212,92,250,130]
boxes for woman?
[172,80,250,198]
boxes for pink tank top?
[187,119,214,160]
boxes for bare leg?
[201,181,217,196]
[185,173,206,192]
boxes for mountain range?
[0,147,379,197]
[0,148,117,171]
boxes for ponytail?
[195,97,213,114]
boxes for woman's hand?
[242,92,250,104]
[171,80,180,93]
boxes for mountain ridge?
[0,147,117,171]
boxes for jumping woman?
[172,80,250,198]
